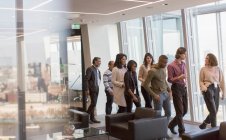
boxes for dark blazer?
[124,71,139,97]
[84,65,101,93]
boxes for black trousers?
[105,90,113,115]
[203,84,220,127]
[141,86,152,108]
[125,94,141,112]
[117,106,127,113]
[87,91,99,120]
[169,83,188,133]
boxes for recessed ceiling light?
[162,3,168,6]
[0,0,165,16]
[122,13,126,16]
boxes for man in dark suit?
[85,57,101,123]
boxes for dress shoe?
[89,120,94,124]
[91,119,101,123]
[165,134,173,140]
[179,132,185,137]
[168,126,177,134]
[199,122,207,129]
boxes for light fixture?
[0,0,165,16]
[4,29,46,40]
[29,0,53,10]
[123,0,149,3]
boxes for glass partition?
[186,2,226,123]
[146,11,183,63]
[120,18,146,68]
[0,0,17,139]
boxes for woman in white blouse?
[138,53,154,108]
[112,53,127,113]
[199,53,225,129]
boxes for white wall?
[87,24,119,115]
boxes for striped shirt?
[103,69,113,93]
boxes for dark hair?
[143,53,154,67]
[127,60,137,71]
[175,47,186,59]
[114,53,127,68]
[108,61,114,66]
[206,53,218,66]
[159,55,168,62]
[92,57,101,64]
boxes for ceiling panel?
[33,0,162,14]
[0,0,218,41]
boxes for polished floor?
[0,115,207,140]
[90,115,205,140]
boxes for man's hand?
[221,93,225,100]
[178,74,186,80]
[154,95,160,102]
[109,91,114,96]
[200,85,207,92]
[168,91,172,100]
[133,96,139,102]
[85,90,89,96]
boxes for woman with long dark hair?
[124,60,141,112]
[138,53,154,108]
[112,53,127,113]
[199,53,225,129]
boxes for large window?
[187,2,226,123]
[120,18,146,107]
[0,1,84,139]
[0,1,17,138]
[221,12,226,88]
[120,18,146,68]
[146,11,183,63]
[120,11,191,120]
[145,11,191,120]
[120,3,226,124]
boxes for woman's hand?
[133,96,139,102]
[200,85,207,92]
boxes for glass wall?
[120,11,191,120]
[186,2,226,123]
[146,11,191,120]
[119,2,226,124]
[221,12,226,87]
[146,11,183,63]
[0,1,17,139]
[67,36,83,108]
[0,1,84,139]
[120,18,146,107]
[120,18,146,68]
[22,2,84,138]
